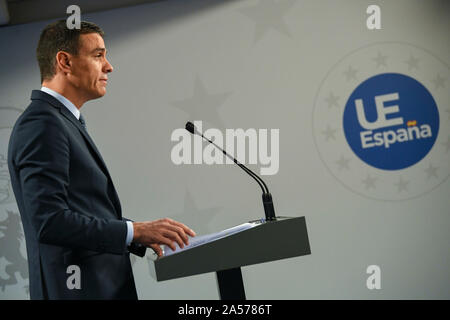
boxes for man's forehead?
[79,33,106,52]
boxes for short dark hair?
[36,20,104,83]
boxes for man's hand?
[132,218,196,257]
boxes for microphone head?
[185,121,196,135]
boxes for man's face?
[69,33,113,100]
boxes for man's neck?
[41,80,86,109]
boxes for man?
[7,20,195,299]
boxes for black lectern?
[149,216,311,300]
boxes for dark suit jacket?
[8,90,146,299]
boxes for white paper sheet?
[161,222,259,257]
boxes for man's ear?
[55,51,72,74]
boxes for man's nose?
[104,58,113,73]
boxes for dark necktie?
[79,114,87,131]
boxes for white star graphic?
[424,163,438,180]
[322,125,337,141]
[168,190,221,235]
[432,74,447,89]
[362,174,377,190]
[239,0,296,42]
[394,176,409,193]
[325,92,340,109]
[442,136,450,153]
[373,52,388,68]
[343,65,358,81]
[336,155,351,171]
[171,76,231,129]
[405,55,420,70]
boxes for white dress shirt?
[40,86,134,246]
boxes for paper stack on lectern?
[162,222,259,257]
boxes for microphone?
[185,121,276,221]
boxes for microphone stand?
[186,122,277,221]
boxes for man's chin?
[91,89,107,100]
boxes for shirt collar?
[40,86,81,120]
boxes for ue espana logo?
[312,42,449,201]
[343,73,439,171]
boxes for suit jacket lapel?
[31,90,122,218]
[58,106,108,172]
